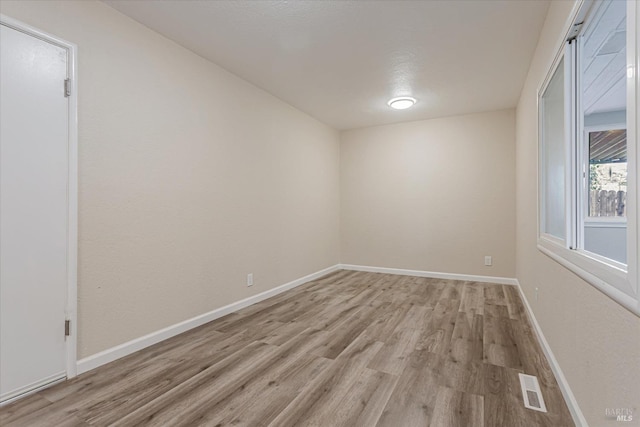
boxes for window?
[587,129,627,219]
[584,128,627,264]
[540,56,567,242]
[538,0,639,316]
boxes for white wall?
[516,1,640,425]
[0,0,341,359]
[3,5,638,423]
[340,109,516,278]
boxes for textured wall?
[3,5,638,421]
[0,0,341,359]
[340,109,516,278]
[515,1,640,425]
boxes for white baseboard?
[76,264,341,375]
[0,373,65,406]
[73,262,583,427]
[515,280,588,427]
[339,264,519,285]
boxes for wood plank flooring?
[0,270,574,426]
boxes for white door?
[0,22,70,402]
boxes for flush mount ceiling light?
[387,96,416,110]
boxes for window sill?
[537,238,639,317]
[584,218,627,228]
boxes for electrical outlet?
[247,273,253,287]
[484,256,492,266]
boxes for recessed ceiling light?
[388,96,416,110]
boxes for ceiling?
[589,130,626,163]
[104,0,550,130]
[582,0,627,116]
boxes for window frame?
[538,48,572,248]
[537,0,640,317]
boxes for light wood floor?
[0,270,574,426]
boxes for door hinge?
[64,78,71,97]
[65,320,71,336]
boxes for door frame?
[0,14,78,382]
